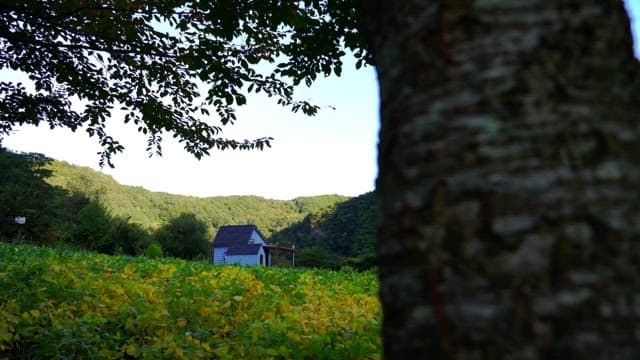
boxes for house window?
[260,254,264,265]
[248,239,255,244]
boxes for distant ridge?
[43,157,352,237]
[0,147,376,268]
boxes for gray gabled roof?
[226,244,262,256]
[212,224,267,248]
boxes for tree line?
[271,191,377,270]
[0,147,208,258]
[0,146,376,267]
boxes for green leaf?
[235,94,247,105]
[0,0,365,164]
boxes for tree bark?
[366,1,640,358]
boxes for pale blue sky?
[3,54,380,200]
[3,3,640,200]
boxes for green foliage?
[0,148,148,256]
[272,192,378,269]
[154,213,209,260]
[74,201,113,253]
[0,147,75,245]
[296,246,343,269]
[44,157,350,238]
[145,242,164,259]
[110,217,151,256]
[343,253,378,272]
[0,147,376,268]
[0,0,369,166]
[0,243,381,359]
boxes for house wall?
[259,247,266,266]
[226,247,267,266]
[249,230,266,245]
[212,247,228,265]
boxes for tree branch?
[0,30,178,59]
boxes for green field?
[0,243,381,359]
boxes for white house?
[211,224,270,266]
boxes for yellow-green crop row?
[0,243,381,359]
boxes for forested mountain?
[44,158,349,237]
[0,147,376,268]
[271,192,377,269]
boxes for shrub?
[154,213,209,259]
[296,246,343,269]
[145,242,163,259]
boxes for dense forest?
[270,192,377,270]
[0,147,376,269]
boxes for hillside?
[271,191,377,269]
[44,158,349,237]
[0,147,377,267]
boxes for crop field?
[0,243,381,359]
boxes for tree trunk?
[365,1,640,358]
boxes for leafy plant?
[0,243,381,359]
[145,242,163,259]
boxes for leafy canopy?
[0,0,367,166]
